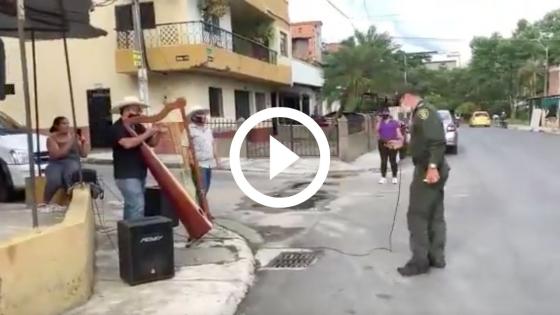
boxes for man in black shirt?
[111,96,162,220]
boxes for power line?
[324,0,357,30]
[363,0,371,20]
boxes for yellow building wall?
[245,0,290,25]
[0,187,95,315]
[1,6,137,129]
[117,44,291,85]
[0,0,290,128]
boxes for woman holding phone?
[376,109,403,184]
[44,116,90,203]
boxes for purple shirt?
[378,119,400,141]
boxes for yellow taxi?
[470,111,492,127]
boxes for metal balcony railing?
[116,21,278,64]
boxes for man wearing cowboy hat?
[187,105,220,195]
[111,96,162,220]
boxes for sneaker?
[378,178,387,184]
[392,177,398,184]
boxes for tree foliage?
[323,9,560,117]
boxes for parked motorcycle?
[499,119,508,128]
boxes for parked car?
[438,110,459,154]
[470,111,492,127]
[0,111,48,201]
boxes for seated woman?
[44,116,90,203]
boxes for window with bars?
[114,2,155,31]
[255,92,266,112]
[280,31,288,57]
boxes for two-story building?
[2,0,292,152]
[278,20,324,116]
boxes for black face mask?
[381,114,389,120]
[192,115,205,124]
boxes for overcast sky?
[289,0,560,62]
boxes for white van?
[0,111,48,201]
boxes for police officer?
[397,90,450,277]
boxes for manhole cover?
[266,251,319,269]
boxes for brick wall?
[290,21,322,63]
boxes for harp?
[123,98,212,240]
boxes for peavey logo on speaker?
[139,234,164,244]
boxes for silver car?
[437,110,459,154]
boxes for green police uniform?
[406,102,450,269]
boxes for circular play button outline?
[229,107,331,208]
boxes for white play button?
[269,136,300,180]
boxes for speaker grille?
[118,216,174,286]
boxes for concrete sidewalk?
[509,124,560,134]
[0,202,256,315]
[83,151,382,175]
[64,199,255,315]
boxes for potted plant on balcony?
[198,0,228,19]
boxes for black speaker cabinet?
[144,185,179,227]
[118,216,175,286]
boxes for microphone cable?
[226,158,406,257]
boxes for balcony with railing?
[115,21,291,84]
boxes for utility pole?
[131,0,149,107]
[403,53,408,85]
[16,0,38,227]
[544,46,549,97]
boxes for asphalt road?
[236,127,560,315]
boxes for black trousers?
[378,140,398,177]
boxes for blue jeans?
[115,178,146,220]
[200,167,212,194]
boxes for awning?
[527,95,560,109]
[0,0,107,228]
[0,0,107,39]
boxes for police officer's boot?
[397,261,430,277]
[429,256,446,269]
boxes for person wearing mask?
[188,106,220,195]
[396,90,450,277]
[111,96,164,220]
[44,116,90,203]
[376,109,403,184]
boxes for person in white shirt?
[188,107,220,195]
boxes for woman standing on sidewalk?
[376,109,403,184]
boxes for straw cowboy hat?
[186,105,210,117]
[111,95,149,114]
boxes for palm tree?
[323,26,401,115]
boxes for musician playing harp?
[110,96,163,220]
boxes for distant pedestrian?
[396,90,450,277]
[376,109,403,184]
[188,106,220,195]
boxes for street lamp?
[532,33,552,97]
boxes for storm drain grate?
[266,251,319,269]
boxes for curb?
[66,223,256,315]
[212,224,256,315]
[508,125,560,134]
[83,158,381,175]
